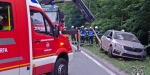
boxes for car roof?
[108,30,134,35]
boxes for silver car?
[100,30,147,60]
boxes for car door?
[105,31,113,50]
[31,10,56,59]
[101,30,110,50]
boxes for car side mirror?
[54,25,59,37]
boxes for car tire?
[108,46,113,57]
[50,58,68,75]
[99,43,103,51]
[140,56,146,61]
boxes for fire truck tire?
[51,58,68,75]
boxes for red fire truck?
[0,0,94,75]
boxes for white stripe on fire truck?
[0,66,28,75]
[0,56,23,64]
[33,56,57,67]
[0,38,16,45]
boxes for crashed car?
[100,30,147,60]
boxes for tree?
[58,0,150,45]
[58,2,85,29]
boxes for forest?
[58,0,150,50]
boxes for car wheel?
[140,56,146,61]
[50,58,68,75]
[99,43,103,51]
[108,46,113,57]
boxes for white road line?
[72,45,116,75]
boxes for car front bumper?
[112,47,147,59]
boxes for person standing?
[88,27,94,46]
[95,26,101,46]
[85,27,88,43]
[71,26,76,44]
[63,27,69,39]
[80,26,85,46]
[75,27,79,44]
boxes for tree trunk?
[88,0,91,10]
[121,12,124,26]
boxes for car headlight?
[115,44,122,48]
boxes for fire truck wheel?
[51,58,68,75]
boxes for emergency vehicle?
[0,0,73,75]
[0,0,95,75]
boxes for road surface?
[68,45,118,75]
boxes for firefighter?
[85,27,88,43]
[80,26,85,46]
[63,27,69,39]
[64,27,67,30]
[95,26,101,46]
[75,27,80,47]
[88,27,94,46]
[75,27,80,44]
[71,26,76,44]
[121,29,125,32]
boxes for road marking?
[72,45,117,75]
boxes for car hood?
[114,39,144,48]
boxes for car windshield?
[45,12,57,23]
[114,32,139,43]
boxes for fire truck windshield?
[45,12,57,23]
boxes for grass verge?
[82,43,150,75]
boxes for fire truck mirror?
[54,25,59,37]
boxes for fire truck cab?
[0,0,73,75]
[41,4,69,39]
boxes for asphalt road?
[68,45,117,75]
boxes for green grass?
[82,43,150,75]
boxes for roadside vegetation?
[83,43,150,75]
[59,0,150,50]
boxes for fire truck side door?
[31,10,57,74]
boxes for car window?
[114,32,139,43]
[104,31,110,36]
[108,32,112,37]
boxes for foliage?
[58,0,150,46]
[58,2,85,29]
[84,43,150,75]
